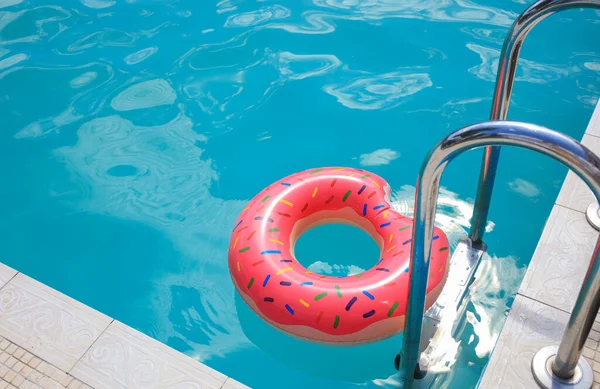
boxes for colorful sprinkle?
[376,268,390,272]
[325,195,334,204]
[335,285,342,297]
[386,245,397,253]
[363,204,367,216]
[301,203,309,212]
[345,296,358,311]
[433,235,439,240]
[363,310,376,318]
[264,297,274,302]
[239,247,250,253]
[233,236,239,249]
[402,239,412,245]
[385,282,396,287]
[280,259,293,263]
[285,304,295,315]
[268,228,280,232]
[358,185,367,195]
[247,230,256,240]
[281,182,291,186]
[368,191,377,199]
[237,262,240,272]
[280,281,292,287]
[393,250,405,257]
[363,291,375,300]
[261,250,281,255]
[355,273,364,278]
[256,204,265,212]
[371,179,381,188]
[279,199,294,207]
[269,238,284,245]
[388,234,393,243]
[276,267,293,275]
[361,174,371,179]
[261,195,270,203]
[334,315,340,328]
[331,168,346,172]
[312,187,318,197]
[300,282,313,286]
[237,226,248,234]
[277,212,291,218]
[316,311,324,323]
[247,277,255,289]
[373,204,385,210]
[314,292,327,301]
[380,222,391,228]
[399,225,411,231]
[331,179,337,187]
[342,190,351,202]
[299,299,310,308]
[263,274,271,287]
[310,169,323,174]
[254,216,274,223]
[383,210,388,218]
[252,260,264,266]
[387,302,399,317]
[377,258,384,264]
[440,247,449,251]
[232,220,243,232]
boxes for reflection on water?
[1,0,598,387]
[324,70,432,110]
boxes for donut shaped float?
[228,167,450,344]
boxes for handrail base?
[532,346,593,389]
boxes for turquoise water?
[1,0,599,387]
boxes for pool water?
[1,0,599,387]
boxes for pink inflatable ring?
[228,167,450,344]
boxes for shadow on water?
[234,291,401,383]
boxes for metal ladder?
[397,0,600,388]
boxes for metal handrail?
[399,121,600,386]
[469,0,600,245]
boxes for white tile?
[0,273,112,372]
[71,321,226,389]
[519,204,599,313]
[222,377,251,389]
[556,134,600,212]
[585,98,600,137]
[479,295,569,388]
[0,264,17,290]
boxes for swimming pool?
[0,0,599,387]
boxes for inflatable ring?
[228,167,450,344]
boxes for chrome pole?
[400,121,600,386]
[469,0,600,244]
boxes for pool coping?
[478,98,600,388]
[0,262,250,389]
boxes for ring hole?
[294,224,381,277]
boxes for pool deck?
[0,263,249,389]
[479,99,600,388]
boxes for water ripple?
[467,43,572,84]
[124,46,158,65]
[110,78,176,112]
[68,29,139,53]
[323,69,432,110]
[224,5,290,28]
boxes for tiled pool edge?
[0,263,250,389]
[478,99,600,388]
